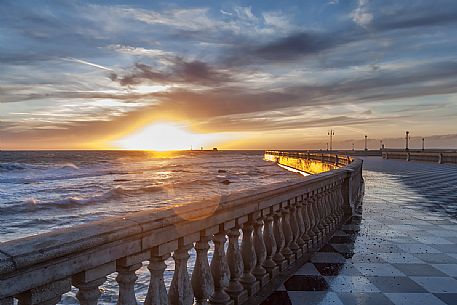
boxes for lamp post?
[328,129,334,151]
[422,138,425,151]
[405,131,410,151]
[364,135,368,151]
[326,142,329,151]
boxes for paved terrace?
[262,157,457,305]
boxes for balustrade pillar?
[331,185,340,230]
[74,263,115,305]
[281,205,294,264]
[301,196,312,252]
[74,277,107,305]
[116,259,143,305]
[239,220,259,296]
[144,254,169,305]
[192,236,214,305]
[322,187,332,236]
[263,211,279,280]
[337,184,345,221]
[319,191,328,239]
[309,194,320,248]
[169,242,194,305]
[272,211,287,271]
[252,217,269,287]
[16,278,71,305]
[226,228,248,305]
[295,197,306,251]
[209,230,232,305]
[313,192,325,247]
[288,203,301,259]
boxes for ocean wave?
[55,163,79,170]
[23,185,166,207]
[0,162,28,171]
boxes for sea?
[0,150,302,303]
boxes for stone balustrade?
[0,151,364,305]
[382,151,457,164]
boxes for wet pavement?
[262,157,457,305]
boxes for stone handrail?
[382,151,457,164]
[0,151,364,305]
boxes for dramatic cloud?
[1,0,457,149]
[117,59,232,87]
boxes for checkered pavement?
[261,157,457,305]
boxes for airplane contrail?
[64,57,114,72]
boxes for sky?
[1,0,457,150]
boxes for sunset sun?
[114,122,222,151]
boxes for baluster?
[209,229,232,305]
[144,254,169,305]
[314,192,325,247]
[16,278,71,305]
[192,236,214,305]
[272,211,287,271]
[288,200,301,259]
[320,190,329,240]
[169,241,194,305]
[252,215,269,287]
[73,263,115,305]
[322,186,332,236]
[117,253,147,305]
[281,203,294,264]
[326,185,335,233]
[263,209,279,279]
[309,192,320,248]
[239,219,259,296]
[338,183,345,221]
[295,196,306,252]
[331,184,340,230]
[226,227,248,305]
[117,263,142,305]
[301,195,312,252]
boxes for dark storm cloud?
[117,59,232,86]
[252,32,345,61]
[374,3,457,31]
[222,29,359,65]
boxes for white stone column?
[301,196,313,251]
[116,262,142,305]
[239,220,259,296]
[226,227,248,305]
[117,252,150,305]
[209,230,232,305]
[169,243,194,305]
[144,254,169,305]
[73,263,115,305]
[252,217,269,287]
[192,236,214,305]
[318,191,328,242]
[74,278,107,305]
[16,278,71,305]
[272,211,287,271]
[288,203,301,258]
[281,204,294,264]
[263,210,279,279]
[295,197,306,251]
[309,193,320,248]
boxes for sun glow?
[114,122,222,151]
